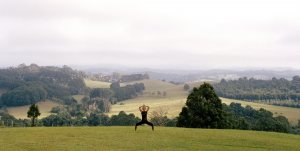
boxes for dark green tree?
[183,84,190,91]
[177,82,229,128]
[27,103,41,127]
[110,82,120,90]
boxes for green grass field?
[84,78,126,88]
[7,100,63,119]
[72,95,86,104]
[1,126,300,150]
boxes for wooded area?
[213,76,300,108]
[0,64,86,107]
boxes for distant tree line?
[0,64,87,107]
[223,102,291,133]
[48,82,146,119]
[213,76,300,108]
[87,71,150,83]
[88,82,145,103]
[0,111,145,127]
[119,73,150,82]
[169,81,185,85]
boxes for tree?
[110,82,120,90]
[110,111,141,126]
[149,106,169,126]
[144,72,150,79]
[112,72,122,81]
[163,91,167,97]
[177,83,229,129]
[27,103,41,127]
[183,84,190,91]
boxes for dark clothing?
[136,111,153,127]
[136,120,153,127]
[141,111,147,121]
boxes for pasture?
[72,95,85,104]
[7,100,63,119]
[107,79,212,118]
[84,78,126,88]
[1,126,300,150]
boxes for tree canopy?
[27,103,41,127]
[183,84,190,91]
[177,82,228,128]
[0,64,87,107]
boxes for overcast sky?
[0,0,300,70]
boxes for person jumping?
[135,103,154,131]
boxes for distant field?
[1,126,300,150]
[72,95,85,104]
[107,79,216,118]
[221,97,300,125]
[7,100,63,119]
[84,78,126,88]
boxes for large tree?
[27,103,41,127]
[183,84,190,91]
[177,82,229,128]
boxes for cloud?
[0,0,300,69]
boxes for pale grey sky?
[0,0,300,69]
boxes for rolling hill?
[5,78,300,125]
[86,79,300,125]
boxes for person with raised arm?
[135,103,154,131]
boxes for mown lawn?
[1,126,300,151]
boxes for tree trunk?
[31,118,35,127]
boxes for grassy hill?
[1,126,300,150]
[84,78,126,88]
[72,95,86,104]
[7,100,63,119]
[107,79,215,118]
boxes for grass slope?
[84,78,126,88]
[72,95,86,104]
[108,79,216,118]
[7,100,63,119]
[1,126,300,151]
